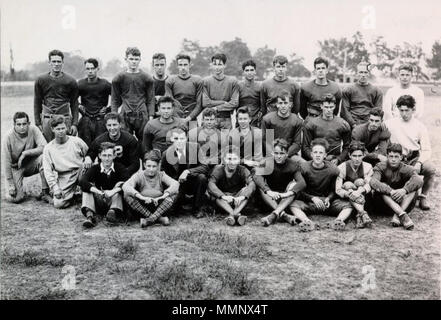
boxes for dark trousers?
[78,115,107,146]
[176,173,208,210]
[121,112,148,141]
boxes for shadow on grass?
[2,248,66,267]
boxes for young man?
[77,58,112,146]
[352,108,390,166]
[254,139,306,227]
[260,55,300,116]
[165,54,203,124]
[111,47,155,140]
[341,62,383,127]
[142,96,186,155]
[123,150,179,227]
[385,95,436,210]
[3,112,51,203]
[34,49,79,142]
[202,53,239,130]
[238,60,262,127]
[85,112,140,177]
[383,64,425,120]
[208,146,256,226]
[42,116,88,209]
[299,57,342,119]
[79,142,130,227]
[188,108,227,166]
[228,107,264,169]
[290,138,341,232]
[370,143,424,230]
[261,90,303,159]
[161,128,210,218]
[303,94,351,165]
[152,53,169,118]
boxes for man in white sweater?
[383,64,424,120]
[385,95,436,210]
[43,115,88,209]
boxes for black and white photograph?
[1,0,440,304]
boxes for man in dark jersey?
[34,49,79,142]
[84,112,140,176]
[165,54,203,126]
[260,55,300,116]
[341,62,383,127]
[238,60,262,127]
[111,47,155,140]
[152,53,169,118]
[77,58,111,146]
[299,57,341,120]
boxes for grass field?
[1,83,440,300]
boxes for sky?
[1,0,441,71]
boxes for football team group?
[3,47,436,232]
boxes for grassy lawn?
[1,83,440,300]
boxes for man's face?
[276,97,291,116]
[159,102,173,119]
[397,105,414,122]
[387,151,402,168]
[52,122,67,140]
[106,119,121,139]
[153,58,166,77]
[349,150,364,167]
[14,117,30,135]
[177,58,190,77]
[49,55,63,73]
[224,152,240,171]
[237,112,251,130]
[398,69,412,86]
[315,63,328,80]
[274,62,287,78]
[212,59,225,76]
[321,101,335,118]
[144,160,159,177]
[126,54,141,71]
[171,132,187,151]
[273,146,288,164]
[99,148,116,167]
[368,115,382,131]
[357,65,370,85]
[311,145,326,165]
[85,62,98,79]
[243,65,256,81]
[203,115,217,130]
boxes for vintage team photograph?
[1,0,440,301]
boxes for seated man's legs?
[419,160,436,210]
[326,199,353,230]
[125,193,176,227]
[289,199,319,231]
[259,186,296,226]
[53,169,82,209]
[378,191,417,230]
[177,173,208,217]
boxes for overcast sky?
[1,0,441,71]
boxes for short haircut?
[170,127,187,136]
[98,142,116,154]
[276,90,291,101]
[13,111,29,123]
[396,95,416,110]
[50,115,66,128]
[273,138,289,152]
[348,141,366,155]
[224,145,240,157]
[369,108,384,119]
[357,61,370,72]
[104,112,122,124]
[398,64,413,73]
[387,143,403,155]
[311,138,329,152]
[158,96,175,106]
[48,49,64,61]
[202,108,217,118]
[125,47,141,57]
[236,106,250,117]
[211,53,227,64]
[242,59,256,71]
[314,57,329,69]
[176,54,191,63]
[273,55,288,66]
[144,149,162,163]
[84,58,99,68]
[322,93,336,104]
[152,53,166,61]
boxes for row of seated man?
[3,94,435,230]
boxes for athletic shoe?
[158,216,170,226]
[237,215,247,226]
[360,211,373,228]
[225,216,235,226]
[261,212,277,227]
[106,209,118,223]
[82,210,96,228]
[390,214,401,227]
[355,215,364,229]
[398,213,414,230]
[280,212,296,226]
[419,197,430,211]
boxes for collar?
[100,163,115,174]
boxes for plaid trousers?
[125,194,177,223]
